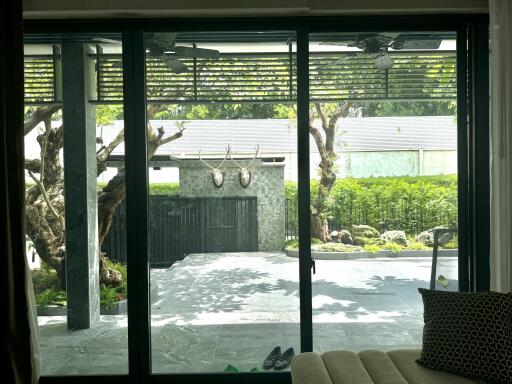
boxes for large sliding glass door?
[23,33,129,375]
[24,16,487,383]
[142,31,301,374]
[307,31,461,352]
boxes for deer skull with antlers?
[229,145,260,188]
[199,146,231,188]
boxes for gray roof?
[102,116,456,157]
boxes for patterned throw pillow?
[417,288,512,384]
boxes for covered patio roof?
[23,31,456,105]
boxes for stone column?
[62,43,99,330]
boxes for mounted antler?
[198,145,231,188]
[229,144,259,187]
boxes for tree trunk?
[310,157,337,241]
[310,213,329,242]
[24,105,184,287]
[309,102,352,242]
[96,118,183,285]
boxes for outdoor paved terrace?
[38,252,458,375]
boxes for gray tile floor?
[37,252,458,375]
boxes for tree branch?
[314,103,328,130]
[24,105,61,135]
[160,130,184,145]
[27,170,64,231]
[25,159,41,173]
[309,124,329,163]
[40,117,52,183]
[328,101,352,130]
[97,128,125,176]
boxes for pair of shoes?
[263,346,295,370]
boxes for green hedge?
[97,182,180,195]
[286,175,457,235]
[147,182,180,195]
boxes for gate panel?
[102,196,258,266]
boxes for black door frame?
[27,13,489,384]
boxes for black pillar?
[62,42,99,330]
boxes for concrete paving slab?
[37,252,457,375]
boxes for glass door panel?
[24,33,129,375]
[144,31,300,373]
[308,31,459,352]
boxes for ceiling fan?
[320,32,442,70]
[146,33,220,73]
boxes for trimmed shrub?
[97,182,180,196]
[148,182,180,195]
[286,175,457,236]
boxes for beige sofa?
[291,349,479,384]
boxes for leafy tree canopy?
[138,99,456,122]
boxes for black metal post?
[297,26,313,353]
[123,29,151,383]
[456,26,470,292]
[469,15,490,292]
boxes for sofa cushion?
[291,349,481,384]
[291,352,333,384]
[388,350,479,384]
[321,351,374,384]
[418,289,512,383]
[358,350,408,384]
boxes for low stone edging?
[37,283,159,316]
[285,248,458,260]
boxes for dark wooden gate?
[102,196,258,267]
[204,198,258,253]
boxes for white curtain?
[490,0,512,293]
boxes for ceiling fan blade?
[163,58,189,74]
[318,41,351,46]
[150,33,177,46]
[379,32,401,41]
[91,37,122,45]
[400,40,442,50]
[174,46,220,59]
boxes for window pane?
[24,34,129,375]
[145,31,300,373]
[308,31,459,352]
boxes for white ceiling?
[23,0,488,19]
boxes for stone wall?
[179,159,285,251]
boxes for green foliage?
[286,175,458,235]
[100,286,120,309]
[361,100,456,117]
[102,260,128,307]
[313,242,362,253]
[144,99,455,122]
[284,239,299,250]
[363,244,380,254]
[284,238,321,250]
[355,237,385,247]
[31,264,60,293]
[150,103,296,120]
[286,237,446,253]
[148,183,180,195]
[33,260,128,307]
[36,288,67,306]
[443,237,459,249]
[98,182,180,195]
[96,105,124,127]
[382,242,404,254]
[406,240,429,250]
[32,266,66,306]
